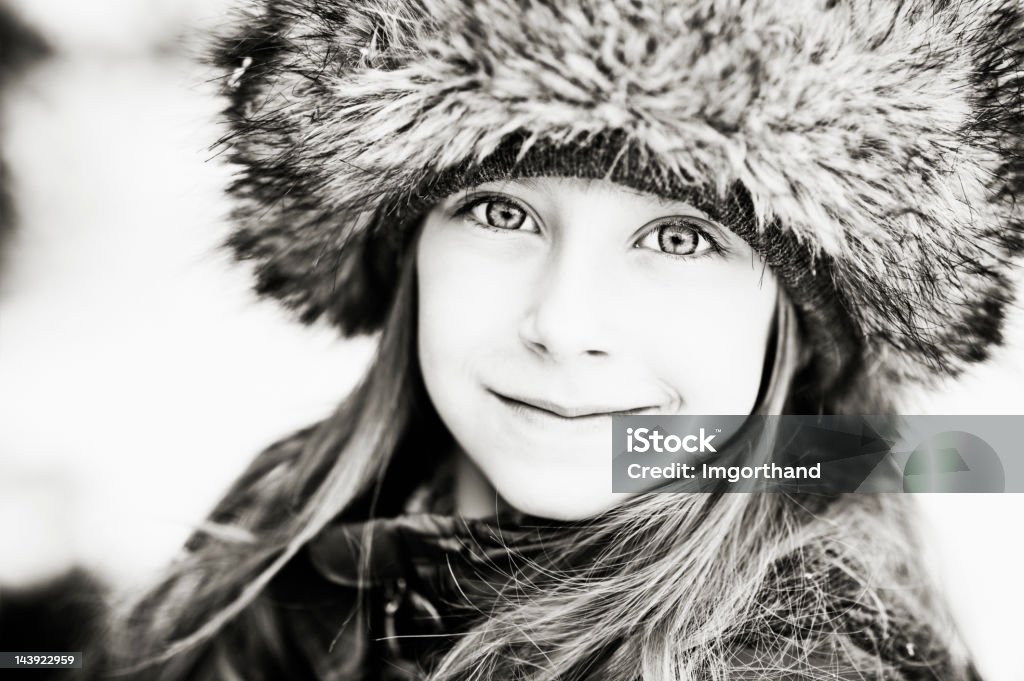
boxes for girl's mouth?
[488,389,656,421]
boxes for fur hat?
[211,0,1024,412]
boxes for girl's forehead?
[444,176,713,218]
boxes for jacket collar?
[301,457,585,677]
[306,451,578,589]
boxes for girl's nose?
[517,247,615,362]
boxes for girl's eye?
[636,217,720,258]
[466,198,537,232]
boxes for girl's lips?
[488,389,656,421]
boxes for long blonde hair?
[100,236,970,681]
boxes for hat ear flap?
[228,211,404,336]
[321,227,404,336]
[336,223,411,336]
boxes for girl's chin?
[457,436,630,520]
[491,478,633,521]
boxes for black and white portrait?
[1,2,1022,680]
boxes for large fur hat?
[1,5,49,257]
[211,0,1024,412]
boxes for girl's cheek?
[625,265,777,412]
[417,227,529,366]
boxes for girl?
[102,1,1022,679]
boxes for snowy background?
[0,2,1021,680]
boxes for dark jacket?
[236,465,983,681]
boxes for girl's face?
[416,177,778,520]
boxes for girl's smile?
[488,387,659,423]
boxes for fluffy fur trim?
[212,0,1024,408]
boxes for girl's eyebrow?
[476,177,546,193]
[517,177,547,192]
[617,186,709,216]
[445,177,544,200]
[613,190,715,224]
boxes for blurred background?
[0,2,1021,680]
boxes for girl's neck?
[452,445,500,520]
